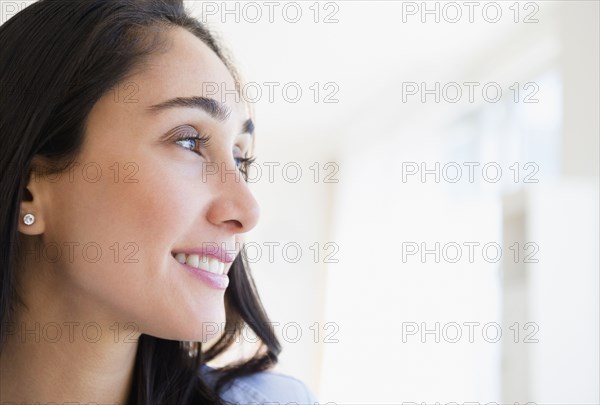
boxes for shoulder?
[199,363,319,405]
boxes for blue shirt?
[199,363,319,405]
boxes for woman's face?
[22,27,260,341]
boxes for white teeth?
[186,254,200,268]
[209,258,220,273]
[175,253,225,275]
[206,257,224,275]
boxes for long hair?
[0,1,281,403]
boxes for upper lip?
[172,245,236,264]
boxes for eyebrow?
[147,96,254,136]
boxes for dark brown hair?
[0,0,280,403]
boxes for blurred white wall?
[197,1,599,402]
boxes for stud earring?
[23,213,35,226]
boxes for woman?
[0,0,318,403]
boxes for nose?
[205,160,260,234]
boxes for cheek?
[41,156,220,338]
[46,164,189,260]
[45,136,206,257]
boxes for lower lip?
[174,257,229,290]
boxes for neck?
[0,265,139,404]
[1,319,138,404]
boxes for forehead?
[130,26,246,119]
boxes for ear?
[18,161,47,236]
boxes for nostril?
[225,219,243,229]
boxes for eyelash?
[173,133,256,178]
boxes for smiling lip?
[171,245,236,264]
[175,258,229,290]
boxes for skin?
[0,26,260,403]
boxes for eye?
[174,133,211,156]
[172,125,256,180]
[234,155,257,179]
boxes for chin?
[133,305,225,343]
